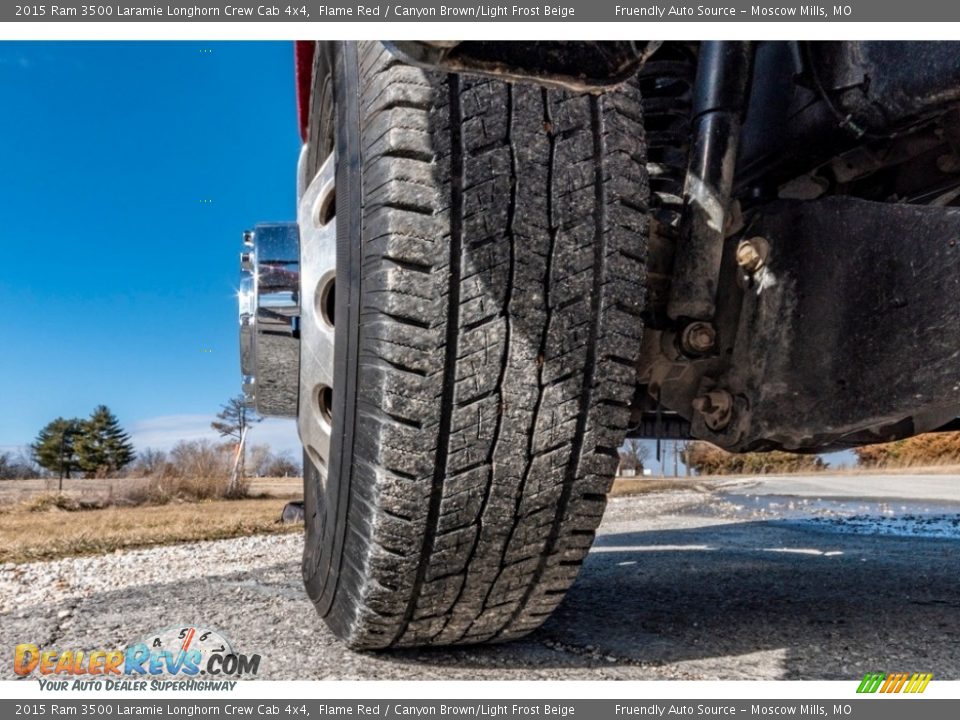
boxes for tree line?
[31,405,134,479]
[683,432,960,473]
[0,449,39,480]
[853,430,960,467]
[682,441,826,475]
[1,397,301,483]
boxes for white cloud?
[129,415,300,456]
[128,414,219,451]
[247,418,301,457]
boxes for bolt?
[681,321,716,356]
[937,152,960,174]
[736,237,766,273]
[240,252,254,272]
[242,230,254,247]
[692,389,734,431]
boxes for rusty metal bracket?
[709,197,960,452]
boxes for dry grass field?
[0,496,302,564]
[0,475,301,506]
[609,477,710,496]
[0,476,304,564]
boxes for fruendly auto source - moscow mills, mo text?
[615,5,848,17]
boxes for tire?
[302,41,649,649]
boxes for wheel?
[300,41,649,649]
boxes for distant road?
[716,472,960,502]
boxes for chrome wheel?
[296,151,337,481]
[237,149,336,480]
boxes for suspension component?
[668,41,753,321]
[635,43,698,329]
[736,237,768,273]
[681,321,717,356]
[692,389,733,431]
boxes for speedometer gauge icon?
[131,625,234,668]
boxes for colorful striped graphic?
[857,672,933,694]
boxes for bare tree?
[619,439,651,474]
[265,451,300,478]
[247,443,273,478]
[131,448,169,477]
[246,443,302,478]
[211,395,261,489]
[167,439,235,498]
[0,450,38,480]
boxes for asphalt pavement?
[2,474,958,680]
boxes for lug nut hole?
[317,275,335,327]
[317,385,333,425]
[317,192,336,228]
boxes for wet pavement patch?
[712,489,960,540]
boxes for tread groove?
[493,93,608,640]
[373,200,435,216]
[432,82,519,643]
[391,72,463,646]
[376,310,433,330]
[381,255,434,274]
[378,148,436,163]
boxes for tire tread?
[315,41,648,649]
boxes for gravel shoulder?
[2,480,958,680]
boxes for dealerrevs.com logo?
[15,625,260,691]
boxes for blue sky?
[0,42,301,455]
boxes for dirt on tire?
[303,41,650,649]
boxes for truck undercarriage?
[236,41,960,648]
[386,40,960,453]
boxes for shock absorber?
[635,42,698,329]
[667,41,753,322]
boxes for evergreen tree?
[75,405,135,477]
[31,417,83,479]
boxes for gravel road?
[2,477,958,680]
